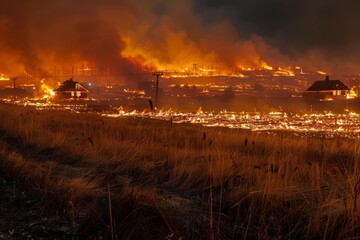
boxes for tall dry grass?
[0,102,359,239]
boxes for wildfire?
[346,88,358,99]
[103,109,360,139]
[121,31,295,78]
[9,92,360,140]
[0,74,10,81]
[317,71,327,75]
[40,79,55,99]
[260,62,274,70]
[273,67,295,77]
[123,89,145,95]
[237,62,274,71]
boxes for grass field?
[0,102,359,239]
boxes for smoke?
[194,0,360,72]
[0,0,359,79]
[0,0,141,78]
[120,0,285,71]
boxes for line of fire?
[1,64,360,139]
[0,65,359,103]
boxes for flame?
[260,62,273,70]
[123,89,145,95]
[237,61,274,71]
[320,97,334,102]
[2,0,360,82]
[101,108,360,139]
[317,71,327,75]
[0,26,312,81]
[9,93,360,140]
[121,29,283,77]
[40,79,55,99]
[273,67,295,76]
[346,88,358,99]
[0,74,10,81]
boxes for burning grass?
[0,102,360,239]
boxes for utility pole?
[12,77,17,103]
[193,63,197,73]
[152,72,164,108]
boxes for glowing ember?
[7,96,360,140]
[317,71,327,75]
[103,109,360,139]
[123,89,145,95]
[273,67,295,76]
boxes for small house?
[54,78,89,99]
[305,76,349,99]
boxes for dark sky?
[0,0,360,74]
[194,0,360,56]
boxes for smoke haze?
[0,0,360,79]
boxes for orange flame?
[0,74,10,81]
[40,79,55,99]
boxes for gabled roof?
[307,76,349,91]
[54,78,89,92]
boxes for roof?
[54,78,89,92]
[307,76,349,91]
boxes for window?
[76,92,81,97]
[71,92,74,97]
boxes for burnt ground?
[0,176,78,240]
[0,130,76,239]
[0,128,189,240]
[0,130,103,240]
[0,129,75,240]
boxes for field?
[0,102,360,239]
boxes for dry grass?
[0,102,359,239]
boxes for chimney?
[325,75,330,81]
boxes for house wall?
[332,90,347,96]
[56,91,88,99]
[305,90,348,99]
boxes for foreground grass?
[0,102,359,239]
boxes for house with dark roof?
[304,76,349,99]
[54,78,89,99]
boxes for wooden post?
[152,72,164,108]
[155,75,159,107]
[13,77,17,103]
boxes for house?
[304,76,349,99]
[54,78,89,99]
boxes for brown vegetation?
[0,102,359,239]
